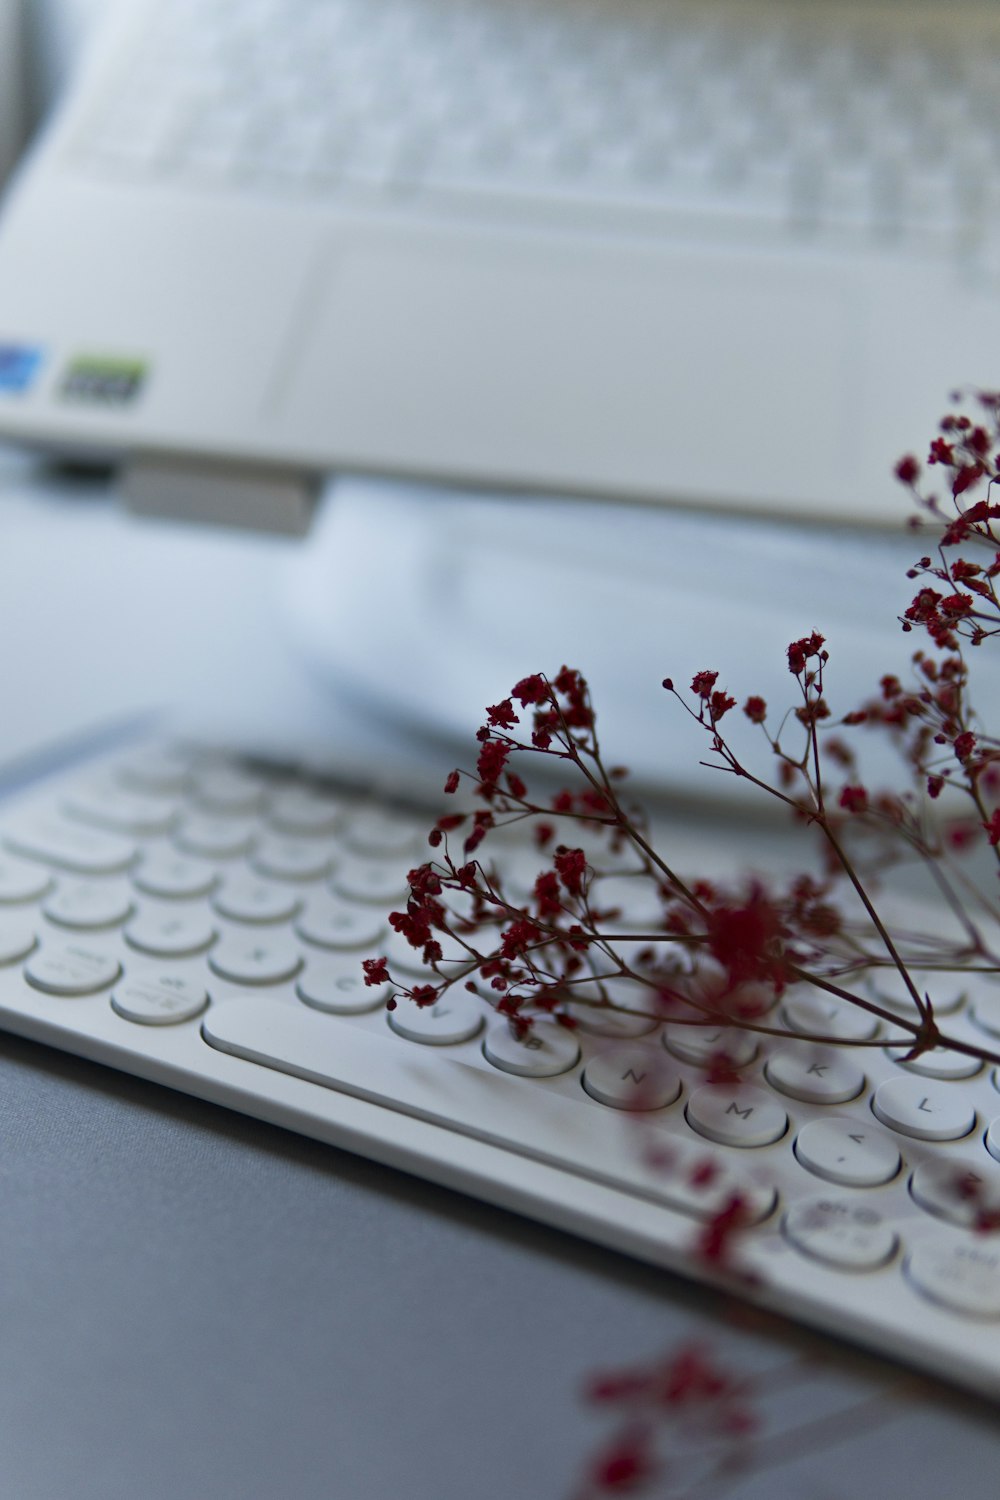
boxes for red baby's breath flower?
[743,695,767,723]
[361,957,389,987]
[839,784,868,814]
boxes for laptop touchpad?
[274,228,865,515]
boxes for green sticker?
[60,354,148,406]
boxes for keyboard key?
[294,901,385,951]
[252,836,332,882]
[212,876,301,924]
[25,941,120,996]
[662,1023,757,1069]
[566,979,658,1039]
[330,860,410,906]
[685,1083,787,1148]
[125,911,217,958]
[910,1157,1000,1229]
[209,934,303,985]
[133,853,218,899]
[340,807,424,858]
[782,1197,897,1270]
[867,966,967,1018]
[62,785,178,837]
[887,1042,983,1081]
[794,1116,900,1187]
[764,1045,866,1104]
[175,816,256,860]
[43,881,133,930]
[113,744,194,795]
[389,993,483,1045]
[582,1045,681,1110]
[4,819,136,875]
[0,855,52,904]
[905,1236,1000,1317]
[872,1076,976,1142]
[297,963,388,1016]
[782,990,880,1042]
[267,787,344,836]
[202,996,775,1224]
[193,766,268,815]
[111,975,209,1026]
[483,1017,581,1077]
[0,918,37,966]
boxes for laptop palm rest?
[274,229,868,519]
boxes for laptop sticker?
[60,354,148,406]
[0,342,44,394]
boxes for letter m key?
[725,1102,753,1120]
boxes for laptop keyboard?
[66,0,1000,262]
[3,733,1000,1397]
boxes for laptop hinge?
[121,455,319,536]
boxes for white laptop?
[1,0,999,534]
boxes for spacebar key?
[202,998,775,1224]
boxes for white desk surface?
[0,450,998,1500]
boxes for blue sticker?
[0,342,44,394]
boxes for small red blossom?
[839,784,868,814]
[512,674,547,706]
[486,698,519,729]
[690,670,718,698]
[985,810,1000,846]
[361,957,389,987]
[743,695,767,723]
[786,632,826,675]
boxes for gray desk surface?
[0,453,998,1499]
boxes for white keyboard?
[3,733,1000,1398]
[68,0,1000,263]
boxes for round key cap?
[341,807,424,858]
[268,787,344,836]
[583,1046,681,1110]
[175,817,255,860]
[686,1083,787,1148]
[126,912,216,958]
[133,854,218,899]
[567,979,658,1039]
[0,918,37,966]
[212,877,301,924]
[5,818,135,875]
[114,744,194,794]
[390,993,484,1045]
[983,1116,1000,1163]
[209,935,303,986]
[62,785,177,837]
[295,902,386,952]
[794,1115,900,1187]
[111,975,209,1025]
[866,965,967,1018]
[193,766,267,815]
[968,982,1000,1041]
[782,990,880,1042]
[872,1075,976,1142]
[764,1045,865,1104]
[663,1023,757,1069]
[886,1042,983,1081]
[252,837,332,882]
[483,1017,581,1076]
[905,1235,1000,1316]
[43,882,133,930]
[331,860,410,906]
[783,1196,897,1270]
[0,855,51,904]
[910,1157,1000,1229]
[297,963,388,1016]
[25,941,120,996]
